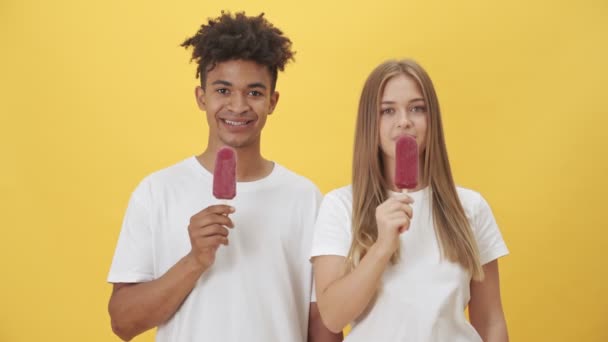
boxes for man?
[107,11,342,342]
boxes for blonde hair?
[347,59,484,280]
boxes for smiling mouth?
[222,119,254,126]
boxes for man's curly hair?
[181,11,295,92]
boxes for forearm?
[109,254,206,341]
[317,244,392,333]
[473,319,509,342]
[469,260,508,342]
[308,302,343,342]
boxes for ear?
[195,86,206,111]
[268,91,280,115]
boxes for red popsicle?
[213,147,236,200]
[394,135,418,190]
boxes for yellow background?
[1,0,607,341]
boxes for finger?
[401,203,413,218]
[398,217,411,233]
[189,223,225,237]
[205,204,235,215]
[384,201,413,219]
[196,235,229,248]
[191,205,235,220]
[191,214,234,229]
[377,201,400,217]
[392,194,414,205]
[385,198,411,212]
[191,224,229,238]
[386,216,410,232]
[378,197,400,212]
[386,212,408,222]
[216,235,229,246]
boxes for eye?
[380,107,395,115]
[216,88,230,95]
[249,90,263,97]
[410,105,427,113]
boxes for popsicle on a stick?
[213,147,236,200]
[394,135,418,191]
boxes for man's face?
[196,59,279,149]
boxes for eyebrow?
[211,80,267,89]
[381,98,425,105]
[247,82,267,90]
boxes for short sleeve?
[310,189,353,258]
[107,179,155,283]
[473,194,509,265]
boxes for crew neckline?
[186,156,285,192]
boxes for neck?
[198,140,273,182]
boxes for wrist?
[368,242,394,264]
[183,252,209,275]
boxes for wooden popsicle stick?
[400,188,410,233]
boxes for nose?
[396,110,411,128]
[227,93,250,114]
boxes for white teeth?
[224,119,248,126]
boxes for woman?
[311,59,509,341]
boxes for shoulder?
[455,186,487,214]
[324,185,352,201]
[131,157,196,199]
[321,185,353,210]
[145,157,196,184]
[273,163,321,196]
[455,185,499,232]
[455,186,508,263]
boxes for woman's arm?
[469,260,509,342]
[313,194,413,333]
[313,245,393,333]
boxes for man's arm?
[308,302,343,342]
[109,254,206,341]
[108,204,234,341]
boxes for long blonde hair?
[347,59,484,280]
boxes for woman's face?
[378,74,428,163]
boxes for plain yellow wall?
[1,0,607,341]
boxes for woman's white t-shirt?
[311,185,508,341]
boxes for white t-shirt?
[311,185,508,342]
[108,157,322,342]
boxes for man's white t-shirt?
[108,157,321,342]
[311,185,508,342]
